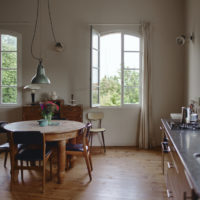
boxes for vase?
[44,113,52,125]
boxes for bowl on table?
[38,119,48,127]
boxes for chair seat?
[16,148,52,161]
[66,143,88,152]
[90,128,106,133]
[0,142,9,150]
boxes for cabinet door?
[60,105,83,122]
[22,106,42,120]
[166,163,177,199]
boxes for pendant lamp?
[31,59,50,84]
[30,0,63,84]
[30,0,51,84]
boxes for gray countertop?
[161,118,200,197]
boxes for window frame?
[0,30,22,107]
[121,31,142,106]
[90,26,143,108]
[90,26,100,107]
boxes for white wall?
[0,0,185,146]
[185,0,200,105]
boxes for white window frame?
[0,30,22,107]
[90,25,143,108]
[121,31,142,106]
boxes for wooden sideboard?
[22,103,83,122]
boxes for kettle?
[181,107,190,124]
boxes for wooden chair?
[66,123,93,181]
[0,121,9,168]
[87,112,106,153]
[9,131,53,193]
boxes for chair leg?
[11,159,15,191]
[49,157,52,180]
[90,134,93,151]
[20,160,24,182]
[42,160,46,193]
[66,155,69,170]
[4,151,8,168]
[88,152,93,171]
[101,132,106,153]
[84,153,92,181]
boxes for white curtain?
[138,22,152,149]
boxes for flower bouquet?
[40,101,59,124]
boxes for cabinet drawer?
[166,162,177,199]
[60,105,83,122]
[61,105,82,113]
[22,106,41,120]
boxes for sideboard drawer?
[60,105,83,122]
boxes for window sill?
[92,103,140,109]
[0,104,22,108]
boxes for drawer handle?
[167,162,174,169]
[160,126,162,130]
[167,189,173,198]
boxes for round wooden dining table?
[4,120,85,183]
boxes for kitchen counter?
[161,118,200,197]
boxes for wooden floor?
[0,147,167,200]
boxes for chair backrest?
[0,121,8,144]
[78,123,92,147]
[87,112,104,121]
[13,131,43,145]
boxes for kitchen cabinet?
[161,120,199,200]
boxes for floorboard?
[0,147,167,200]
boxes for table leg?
[57,140,66,184]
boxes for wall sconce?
[176,33,194,46]
[24,84,41,105]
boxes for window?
[0,32,21,105]
[90,26,142,107]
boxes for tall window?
[0,33,19,104]
[91,27,142,107]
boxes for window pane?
[2,87,17,103]
[92,86,99,105]
[2,70,17,86]
[100,76,121,106]
[124,87,139,104]
[92,32,98,49]
[92,49,98,68]
[92,68,99,84]
[124,52,139,69]
[100,33,121,79]
[1,34,17,51]
[2,52,17,68]
[100,33,121,106]
[124,35,140,51]
[124,70,139,87]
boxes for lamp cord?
[31,0,41,62]
[48,0,57,43]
